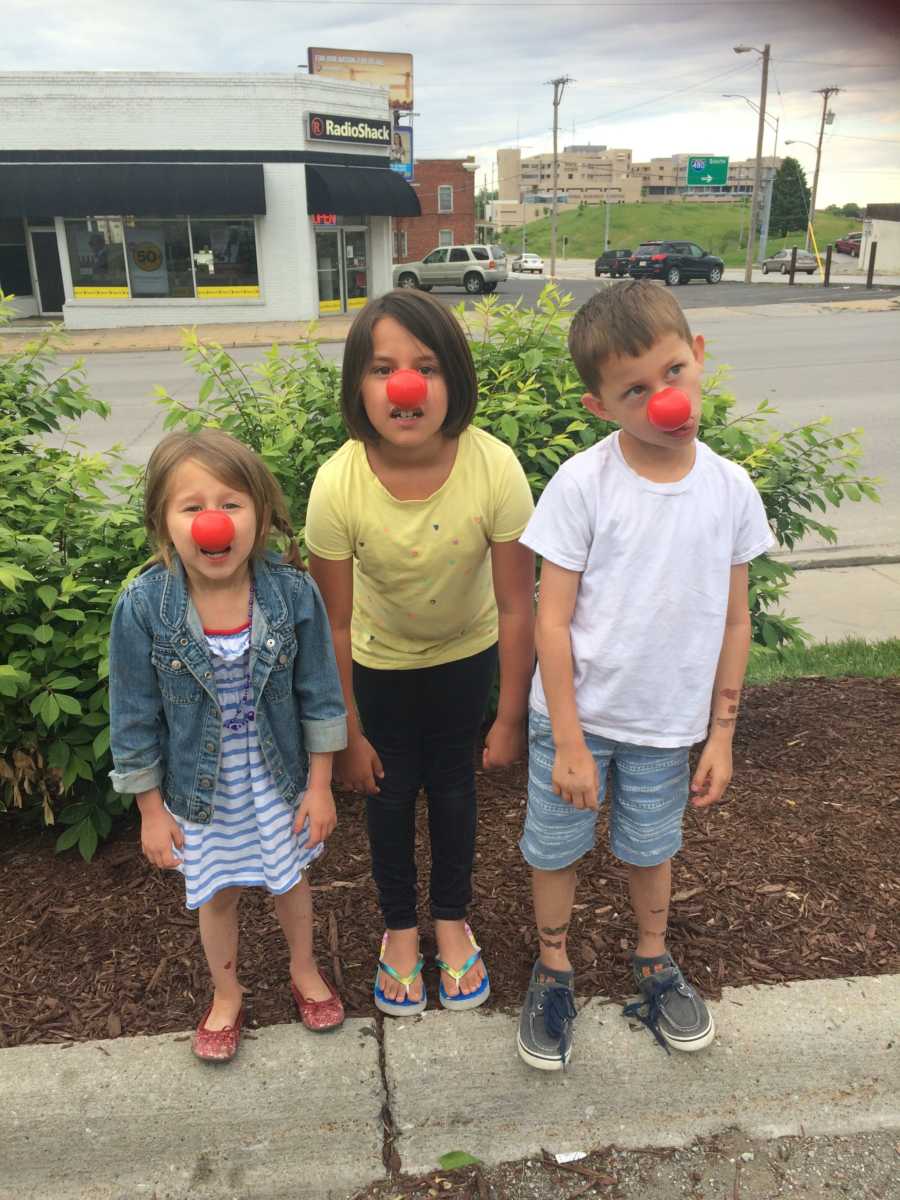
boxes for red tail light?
[650,253,667,261]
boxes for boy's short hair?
[340,289,478,442]
[568,280,694,396]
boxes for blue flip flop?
[436,923,491,1011]
[373,932,427,1017]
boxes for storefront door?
[30,230,65,314]
[315,226,369,316]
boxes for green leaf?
[92,726,111,759]
[41,694,61,726]
[47,741,71,770]
[55,824,82,852]
[50,675,81,691]
[55,693,83,717]
[36,585,58,610]
[55,608,86,622]
[33,624,54,644]
[78,820,99,862]
[438,1151,482,1170]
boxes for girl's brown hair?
[143,429,305,571]
[340,288,478,442]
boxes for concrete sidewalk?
[2,975,898,1199]
[778,550,900,642]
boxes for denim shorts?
[519,708,690,870]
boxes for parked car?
[594,248,632,277]
[835,232,862,257]
[393,244,508,294]
[511,252,545,274]
[627,241,724,285]
[761,248,818,275]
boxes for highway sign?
[687,156,729,186]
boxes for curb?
[773,547,900,571]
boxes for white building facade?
[0,72,419,328]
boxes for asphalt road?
[444,275,900,311]
[47,308,900,557]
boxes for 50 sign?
[130,242,163,272]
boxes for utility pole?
[738,43,770,284]
[604,198,611,251]
[807,86,841,251]
[547,75,573,279]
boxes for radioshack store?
[0,72,420,328]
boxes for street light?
[733,43,770,283]
[722,94,779,159]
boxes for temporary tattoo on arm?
[715,717,736,729]
[720,688,740,700]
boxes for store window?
[0,219,32,297]
[64,218,129,297]
[125,219,194,298]
[437,185,453,214]
[190,219,259,296]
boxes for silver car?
[761,248,818,276]
[393,244,508,294]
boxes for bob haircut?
[568,279,694,397]
[143,428,304,571]
[340,289,478,442]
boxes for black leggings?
[353,644,498,929]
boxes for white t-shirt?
[521,432,774,747]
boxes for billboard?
[687,156,729,186]
[307,47,413,110]
[390,125,413,181]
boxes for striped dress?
[171,625,322,910]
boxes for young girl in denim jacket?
[109,430,347,1062]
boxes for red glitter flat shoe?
[291,975,345,1032]
[192,1003,244,1062]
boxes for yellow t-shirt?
[305,426,534,669]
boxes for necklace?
[222,582,255,733]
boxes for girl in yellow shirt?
[306,289,535,1015]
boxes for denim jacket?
[108,554,347,823]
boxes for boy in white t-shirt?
[516,281,773,1070]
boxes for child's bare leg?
[198,886,246,1028]
[532,865,578,973]
[273,877,332,1002]
[627,860,671,959]
[378,927,424,1003]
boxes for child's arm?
[690,563,752,808]
[535,561,599,809]
[294,752,337,846]
[308,555,384,795]
[483,539,535,768]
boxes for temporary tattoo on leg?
[539,936,563,949]
[650,908,666,914]
[223,961,233,970]
[540,923,570,936]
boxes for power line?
[774,58,899,69]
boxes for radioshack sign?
[308,112,391,146]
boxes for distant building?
[392,158,477,261]
[497,145,640,212]
[861,203,900,272]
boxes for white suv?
[393,245,508,294]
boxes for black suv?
[594,248,632,277]
[628,241,724,286]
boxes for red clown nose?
[191,510,235,552]
[386,369,428,407]
[647,387,691,431]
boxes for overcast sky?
[3,0,899,207]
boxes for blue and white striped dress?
[171,625,322,910]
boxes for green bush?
[0,295,147,856]
[0,285,879,856]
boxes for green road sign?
[687,156,729,186]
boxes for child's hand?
[482,717,525,769]
[552,742,599,809]
[334,732,384,796]
[294,785,337,846]
[140,806,184,869]
[690,736,733,807]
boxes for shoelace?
[623,970,680,1055]
[543,985,577,1067]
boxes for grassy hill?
[499,202,852,267]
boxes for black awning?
[0,163,266,218]
[305,164,420,217]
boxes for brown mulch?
[1,677,898,1049]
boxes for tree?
[769,157,811,237]
[840,202,862,219]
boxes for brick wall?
[393,159,475,261]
